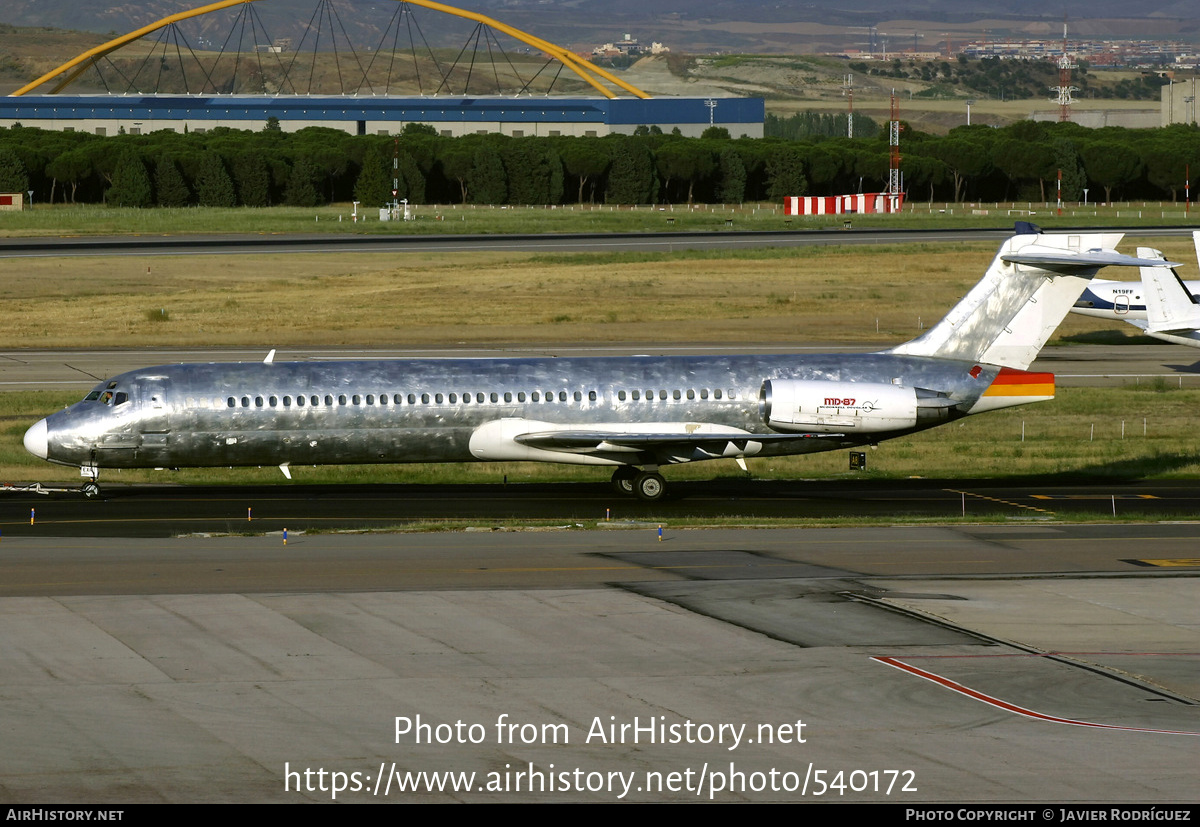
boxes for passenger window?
[659,390,668,400]
[435,393,444,404]
[618,390,626,401]
[517,392,526,402]
[366,394,374,405]
[490,392,498,403]
[714,389,723,400]
[421,393,430,404]
[408,394,416,405]
[504,392,512,403]
[589,391,597,402]
[687,389,695,400]
[700,389,709,399]
[339,395,348,405]
[255,396,264,407]
[242,396,250,407]
[353,395,361,405]
[476,393,485,403]
[227,397,236,408]
[296,396,304,407]
[559,391,567,402]
[283,396,291,407]
[532,391,540,402]
[673,390,681,400]
[573,391,582,402]
[394,394,403,404]
[632,390,640,401]
[325,395,334,406]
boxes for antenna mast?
[1051,17,1078,123]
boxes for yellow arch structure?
[12,0,650,99]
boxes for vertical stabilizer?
[1139,244,1200,334]
[887,229,1126,370]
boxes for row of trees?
[1,118,1198,207]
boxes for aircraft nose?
[23,418,48,460]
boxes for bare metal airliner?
[23,224,1173,500]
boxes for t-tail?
[1134,236,1200,346]
[887,223,1177,370]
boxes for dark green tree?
[1051,138,1086,201]
[559,140,610,204]
[283,157,323,206]
[765,145,807,199]
[46,148,92,203]
[604,137,656,204]
[154,157,190,207]
[1081,140,1142,203]
[655,140,714,204]
[232,152,272,207]
[0,146,29,194]
[467,143,507,205]
[195,152,237,207]
[354,144,393,206]
[716,146,746,203]
[107,150,152,208]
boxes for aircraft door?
[1113,295,1130,315]
[137,377,172,436]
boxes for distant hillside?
[1,0,1198,56]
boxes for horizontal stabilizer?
[1002,249,1181,271]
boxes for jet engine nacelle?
[760,379,922,433]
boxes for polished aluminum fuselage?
[38,352,995,471]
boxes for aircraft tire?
[611,466,638,496]
[81,482,100,499]
[633,472,665,501]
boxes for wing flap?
[514,429,843,452]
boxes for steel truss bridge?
[13,0,650,100]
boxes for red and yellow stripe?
[981,367,1055,399]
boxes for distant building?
[0,94,762,138]
[592,34,668,58]
[1162,77,1200,126]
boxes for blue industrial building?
[0,94,764,138]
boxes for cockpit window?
[114,392,129,405]
[106,381,118,390]
[84,391,101,402]
[100,391,114,405]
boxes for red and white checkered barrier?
[784,192,904,216]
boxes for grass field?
[2,200,1199,238]
[2,235,1195,349]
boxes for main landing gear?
[81,481,101,498]
[610,467,666,501]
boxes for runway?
[0,525,1196,802]
[1,225,1197,262]
[2,479,1198,538]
